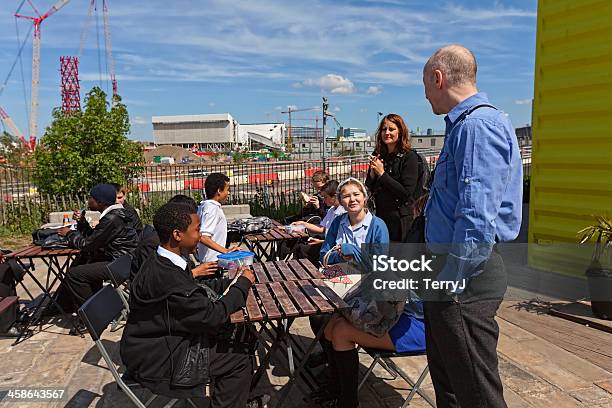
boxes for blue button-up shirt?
[425,92,522,291]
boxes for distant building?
[411,134,445,150]
[337,127,367,139]
[152,113,246,151]
[515,125,532,147]
[240,123,286,150]
[291,139,376,159]
[289,126,322,142]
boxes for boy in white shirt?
[196,173,239,262]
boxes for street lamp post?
[322,97,328,170]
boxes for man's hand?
[57,226,71,237]
[368,154,385,177]
[291,220,306,226]
[72,210,83,222]
[192,261,218,278]
[240,266,256,284]
[225,246,242,254]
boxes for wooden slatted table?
[6,245,82,343]
[228,259,347,407]
[249,258,325,283]
[241,220,309,262]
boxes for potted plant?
[578,216,612,319]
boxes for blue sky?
[0,0,537,141]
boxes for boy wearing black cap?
[54,183,139,312]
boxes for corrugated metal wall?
[528,0,612,276]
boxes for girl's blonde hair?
[337,177,368,201]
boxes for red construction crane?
[15,0,72,148]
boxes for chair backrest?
[106,254,132,287]
[78,285,124,341]
[141,224,156,240]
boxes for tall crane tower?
[77,0,118,99]
[102,0,118,97]
[15,0,71,148]
[281,106,319,152]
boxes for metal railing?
[0,151,532,229]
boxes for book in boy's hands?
[299,191,311,203]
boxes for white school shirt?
[157,246,188,271]
[196,199,227,262]
[320,205,347,234]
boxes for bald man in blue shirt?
[422,45,522,408]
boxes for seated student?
[54,183,139,313]
[196,173,240,263]
[307,178,389,395]
[120,202,266,408]
[321,296,426,407]
[285,170,331,224]
[111,183,143,236]
[304,170,331,217]
[290,180,345,265]
[319,177,388,268]
[131,194,217,281]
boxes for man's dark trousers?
[56,261,109,312]
[423,250,508,408]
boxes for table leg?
[250,318,290,390]
[276,320,327,407]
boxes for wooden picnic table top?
[7,244,80,259]
[230,277,347,324]
[251,259,324,283]
[244,220,309,243]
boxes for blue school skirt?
[388,313,426,353]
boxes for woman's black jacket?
[365,149,419,241]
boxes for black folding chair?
[105,254,132,331]
[359,348,434,407]
[78,285,201,408]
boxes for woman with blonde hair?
[316,177,425,408]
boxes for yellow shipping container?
[528,0,612,276]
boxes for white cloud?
[131,116,148,126]
[302,74,355,94]
[359,108,368,113]
[366,86,382,95]
[208,102,216,107]
[274,106,283,111]
[287,105,298,111]
[514,99,532,105]
[356,71,421,86]
[334,106,341,112]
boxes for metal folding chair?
[358,348,434,408]
[105,254,132,331]
[78,285,201,408]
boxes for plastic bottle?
[63,213,69,226]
